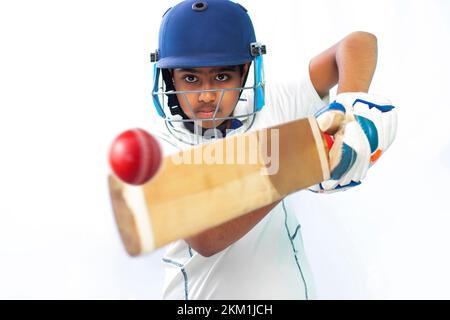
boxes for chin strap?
[161,69,188,118]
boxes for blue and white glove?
[309,92,398,193]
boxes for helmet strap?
[161,69,190,118]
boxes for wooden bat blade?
[108,116,329,256]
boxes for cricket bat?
[108,116,331,256]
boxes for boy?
[150,0,397,299]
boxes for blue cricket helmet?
[151,0,266,144]
[154,0,258,68]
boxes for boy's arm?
[185,201,281,257]
[309,31,378,97]
[308,31,397,194]
[186,32,379,257]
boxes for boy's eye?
[215,74,229,82]
[184,75,198,83]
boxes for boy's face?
[172,64,249,129]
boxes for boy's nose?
[198,85,216,104]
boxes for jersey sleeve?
[262,62,330,125]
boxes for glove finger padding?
[315,101,346,134]
[309,92,397,194]
[322,120,371,189]
[382,107,398,152]
[338,93,397,166]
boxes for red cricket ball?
[109,128,162,185]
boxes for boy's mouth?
[196,108,218,119]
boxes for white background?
[0,0,449,299]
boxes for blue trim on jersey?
[222,119,243,137]
[230,118,243,129]
[188,246,193,258]
[281,200,309,300]
[353,99,395,113]
[180,269,189,300]
[162,258,183,267]
[291,225,301,241]
[162,258,189,300]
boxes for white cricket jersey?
[154,64,329,300]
